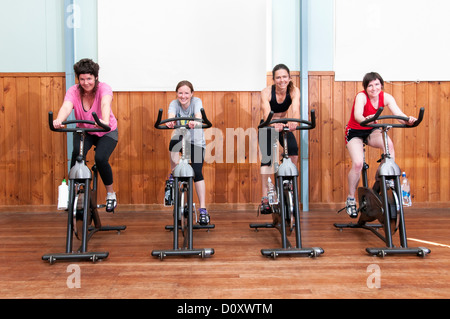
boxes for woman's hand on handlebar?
[287,122,297,132]
[53,119,65,129]
[188,120,199,129]
[272,122,296,132]
[273,123,285,132]
[396,115,417,126]
[95,118,109,128]
[165,121,176,128]
[405,116,417,126]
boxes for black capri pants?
[169,136,205,182]
[71,131,118,186]
[258,127,298,167]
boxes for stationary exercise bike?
[250,110,324,258]
[151,108,215,260]
[42,112,126,264]
[335,107,430,257]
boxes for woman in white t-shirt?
[52,59,118,212]
[165,81,210,225]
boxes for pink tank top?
[64,82,117,137]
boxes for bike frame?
[42,112,126,264]
[151,108,214,259]
[250,110,324,258]
[335,107,430,257]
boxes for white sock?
[107,192,116,200]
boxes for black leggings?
[71,133,117,186]
[169,136,205,182]
[258,127,298,167]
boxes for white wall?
[0,0,64,72]
[0,0,336,75]
[97,0,268,91]
[334,0,450,81]
[271,0,334,72]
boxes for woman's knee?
[351,160,364,173]
[94,153,110,167]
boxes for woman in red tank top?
[344,72,417,217]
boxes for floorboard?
[0,207,449,299]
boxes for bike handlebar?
[258,109,316,131]
[360,107,425,128]
[154,108,213,130]
[48,111,111,133]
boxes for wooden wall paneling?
[320,75,333,204]
[340,81,359,202]
[107,92,119,204]
[200,91,216,205]
[414,82,429,203]
[4,77,18,205]
[439,82,450,203]
[250,92,262,204]
[402,82,418,198]
[1,73,449,208]
[142,92,156,205]
[51,76,66,205]
[40,77,54,206]
[116,92,131,204]
[331,80,345,203]
[237,92,253,204]
[427,83,441,202]
[225,92,239,204]
[0,77,5,204]
[29,77,43,205]
[16,77,31,205]
[389,82,406,171]
[41,76,65,206]
[0,74,66,207]
[308,74,320,204]
[213,92,227,203]
[158,91,175,205]
[129,92,144,204]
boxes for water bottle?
[401,172,412,207]
[267,177,278,205]
[57,179,69,210]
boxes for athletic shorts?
[345,126,377,144]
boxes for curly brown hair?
[73,58,100,95]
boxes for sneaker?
[106,192,117,213]
[260,196,272,214]
[198,208,210,225]
[346,197,358,218]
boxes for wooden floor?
[0,206,449,299]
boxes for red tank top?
[346,91,384,130]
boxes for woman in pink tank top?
[344,72,417,217]
[52,59,118,212]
